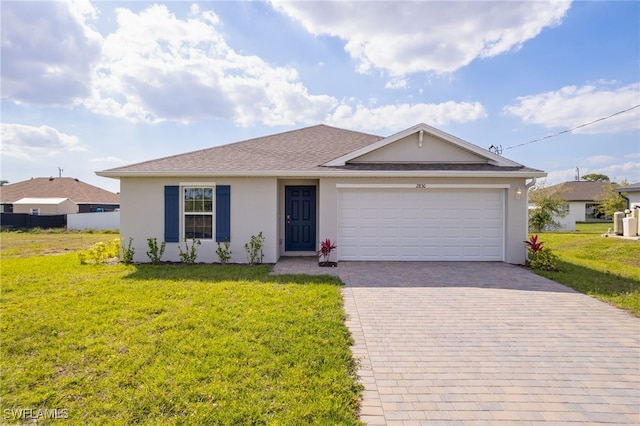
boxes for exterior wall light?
[515,187,523,200]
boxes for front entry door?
[285,186,316,251]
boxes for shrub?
[146,238,166,265]
[216,240,232,264]
[78,238,120,264]
[245,232,265,265]
[178,238,201,265]
[317,238,337,264]
[525,235,558,271]
[121,237,135,264]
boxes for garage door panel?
[338,189,504,261]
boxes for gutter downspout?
[525,177,537,190]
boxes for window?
[184,187,213,239]
[30,208,40,215]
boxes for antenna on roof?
[575,166,580,181]
[488,144,503,156]
[58,167,64,178]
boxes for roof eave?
[97,169,547,179]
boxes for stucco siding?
[120,177,278,264]
[351,132,485,164]
[318,176,529,264]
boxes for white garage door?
[338,188,504,261]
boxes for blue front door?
[285,186,316,251]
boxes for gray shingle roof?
[103,125,383,173]
[0,177,119,204]
[615,182,640,193]
[98,124,544,177]
[544,181,610,201]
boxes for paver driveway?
[272,259,640,425]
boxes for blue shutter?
[164,186,180,242]
[216,185,230,242]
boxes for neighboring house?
[615,182,640,209]
[97,123,546,264]
[0,177,119,213]
[530,181,611,231]
[13,198,77,215]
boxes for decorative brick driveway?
[273,259,640,425]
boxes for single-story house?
[12,197,77,215]
[97,123,546,264]
[529,181,612,231]
[0,177,119,213]
[615,182,640,209]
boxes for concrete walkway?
[272,258,640,425]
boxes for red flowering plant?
[317,238,337,266]
[524,235,558,271]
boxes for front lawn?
[531,223,640,317]
[1,249,362,424]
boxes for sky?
[1,0,639,194]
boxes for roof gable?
[323,123,521,167]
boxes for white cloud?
[544,161,640,186]
[1,0,102,106]
[0,124,86,161]
[504,83,640,134]
[591,162,640,184]
[385,77,408,90]
[87,4,337,126]
[585,155,616,165]
[626,152,640,159]
[89,156,128,164]
[270,0,570,75]
[326,100,487,131]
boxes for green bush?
[216,240,232,264]
[527,248,559,271]
[245,232,265,265]
[146,238,166,265]
[120,237,135,264]
[178,238,201,265]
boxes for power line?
[504,104,640,151]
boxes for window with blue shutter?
[216,185,231,242]
[164,186,180,242]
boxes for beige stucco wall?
[319,176,530,265]
[120,177,278,264]
[352,133,486,163]
[121,175,531,265]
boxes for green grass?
[1,239,363,424]
[532,222,640,317]
[0,228,117,258]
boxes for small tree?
[581,173,610,182]
[596,181,628,218]
[528,184,568,232]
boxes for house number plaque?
[415,184,427,189]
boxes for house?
[0,177,120,214]
[97,123,546,264]
[12,198,77,215]
[529,181,611,231]
[615,182,640,209]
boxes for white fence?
[67,211,120,230]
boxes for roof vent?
[49,177,54,181]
